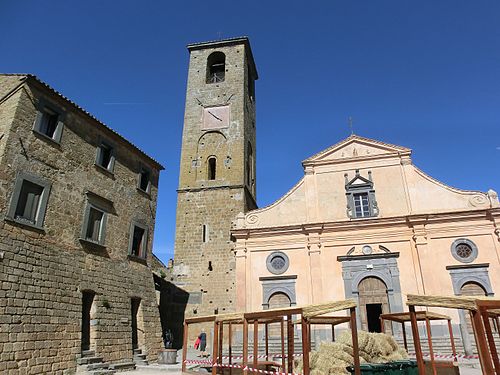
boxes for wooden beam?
[243,319,248,375]
[253,320,258,370]
[301,318,310,375]
[287,315,294,373]
[425,318,436,375]
[402,322,408,351]
[447,320,456,360]
[409,305,425,375]
[212,322,219,375]
[228,322,232,375]
[471,309,495,374]
[350,307,361,375]
[280,318,285,372]
[265,323,269,360]
[480,307,500,374]
[182,321,188,372]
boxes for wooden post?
[350,307,361,375]
[331,324,335,342]
[182,321,188,372]
[280,318,285,372]
[228,322,232,375]
[480,308,500,374]
[301,318,310,375]
[265,323,269,360]
[402,322,408,351]
[409,305,425,375]
[219,322,224,370]
[470,310,495,375]
[212,322,219,375]
[425,318,436,375]
[447,320,456,360]
[496,317,500,337]
[287,315,294,373]
[253,320,259,370]
[380,317,384,334]
[243,319,248,375]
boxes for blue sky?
[1,1,499,263]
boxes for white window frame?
[81,193,111,246]
[95,140,116,173]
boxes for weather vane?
[348,116,354,135]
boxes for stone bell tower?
[173,37,258,316]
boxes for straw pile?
[294,331,408,375]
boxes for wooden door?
[268,293,291,336]
[358,277,390,333]
[460,282,487,334]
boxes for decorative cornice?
[445,263,489,270]
[337,252,400,262]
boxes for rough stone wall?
[0,78,163,374]
[174,40,257,324]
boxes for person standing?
[198,329,207,357]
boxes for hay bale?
[297,331,406,374]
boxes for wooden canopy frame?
[406,294,500,375]
[380,311,456,375]
[181,300,362,375]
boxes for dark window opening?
[39,108,59,138]
[98,144,113,169]
[15,180,43,224]
[207,52,226,83]
[353,193,370,218]
[208,261,213,271]
[86,207,104,242]
[202,224,208,242]
[246,142,253,188]
[131,226,145,257]
[81,291,95,351]
[248,66,255,101]
[139,169,150,192]
[208,157,216,180]
[366,303,383,333]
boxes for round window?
[266,251,289,275]
[451,238,478,264]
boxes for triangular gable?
[303,135,411,166]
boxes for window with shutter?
[7,173,51,230]
[33,102,64,143]
[128,221,148,259]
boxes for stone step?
[86,362,110,371]
[87,370,115,375]
[77,356,105,365]
[134,353,147,360]
[82,350,96,357]
[108,361,136,371]
[133,348,143,355]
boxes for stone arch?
[351,270,394,294]
[206,51,226,83]
[455,276,493,296]
[261,277,297,310]
[357,276,390,333]
[196,131,228,181]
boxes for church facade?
[232,135,500,352]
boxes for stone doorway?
[131,298,145,351]
[268,292,291,336]
[460,282,487,335]
[358,277,390,333]
[81,291,96,352]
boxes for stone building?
[0,74,164,374]
[232,134,500,353]
[173,37,258,318]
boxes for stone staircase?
[76,349,136,374]
[396,334,500,356]
[76,350,115,375]
[133,348,149,366]
[224,337,316,357]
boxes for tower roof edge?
[187,36,258,79]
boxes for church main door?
[460,282,487,335]
[268,292,291,336]
[358,277,390,333]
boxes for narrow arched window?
[206,52,225,83]
[247,142,253,187]
[208,157,216,180]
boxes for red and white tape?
[219,353,303,360]
[184,359,302,375]
[408,352,479,359]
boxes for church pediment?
[303,135,411,166]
